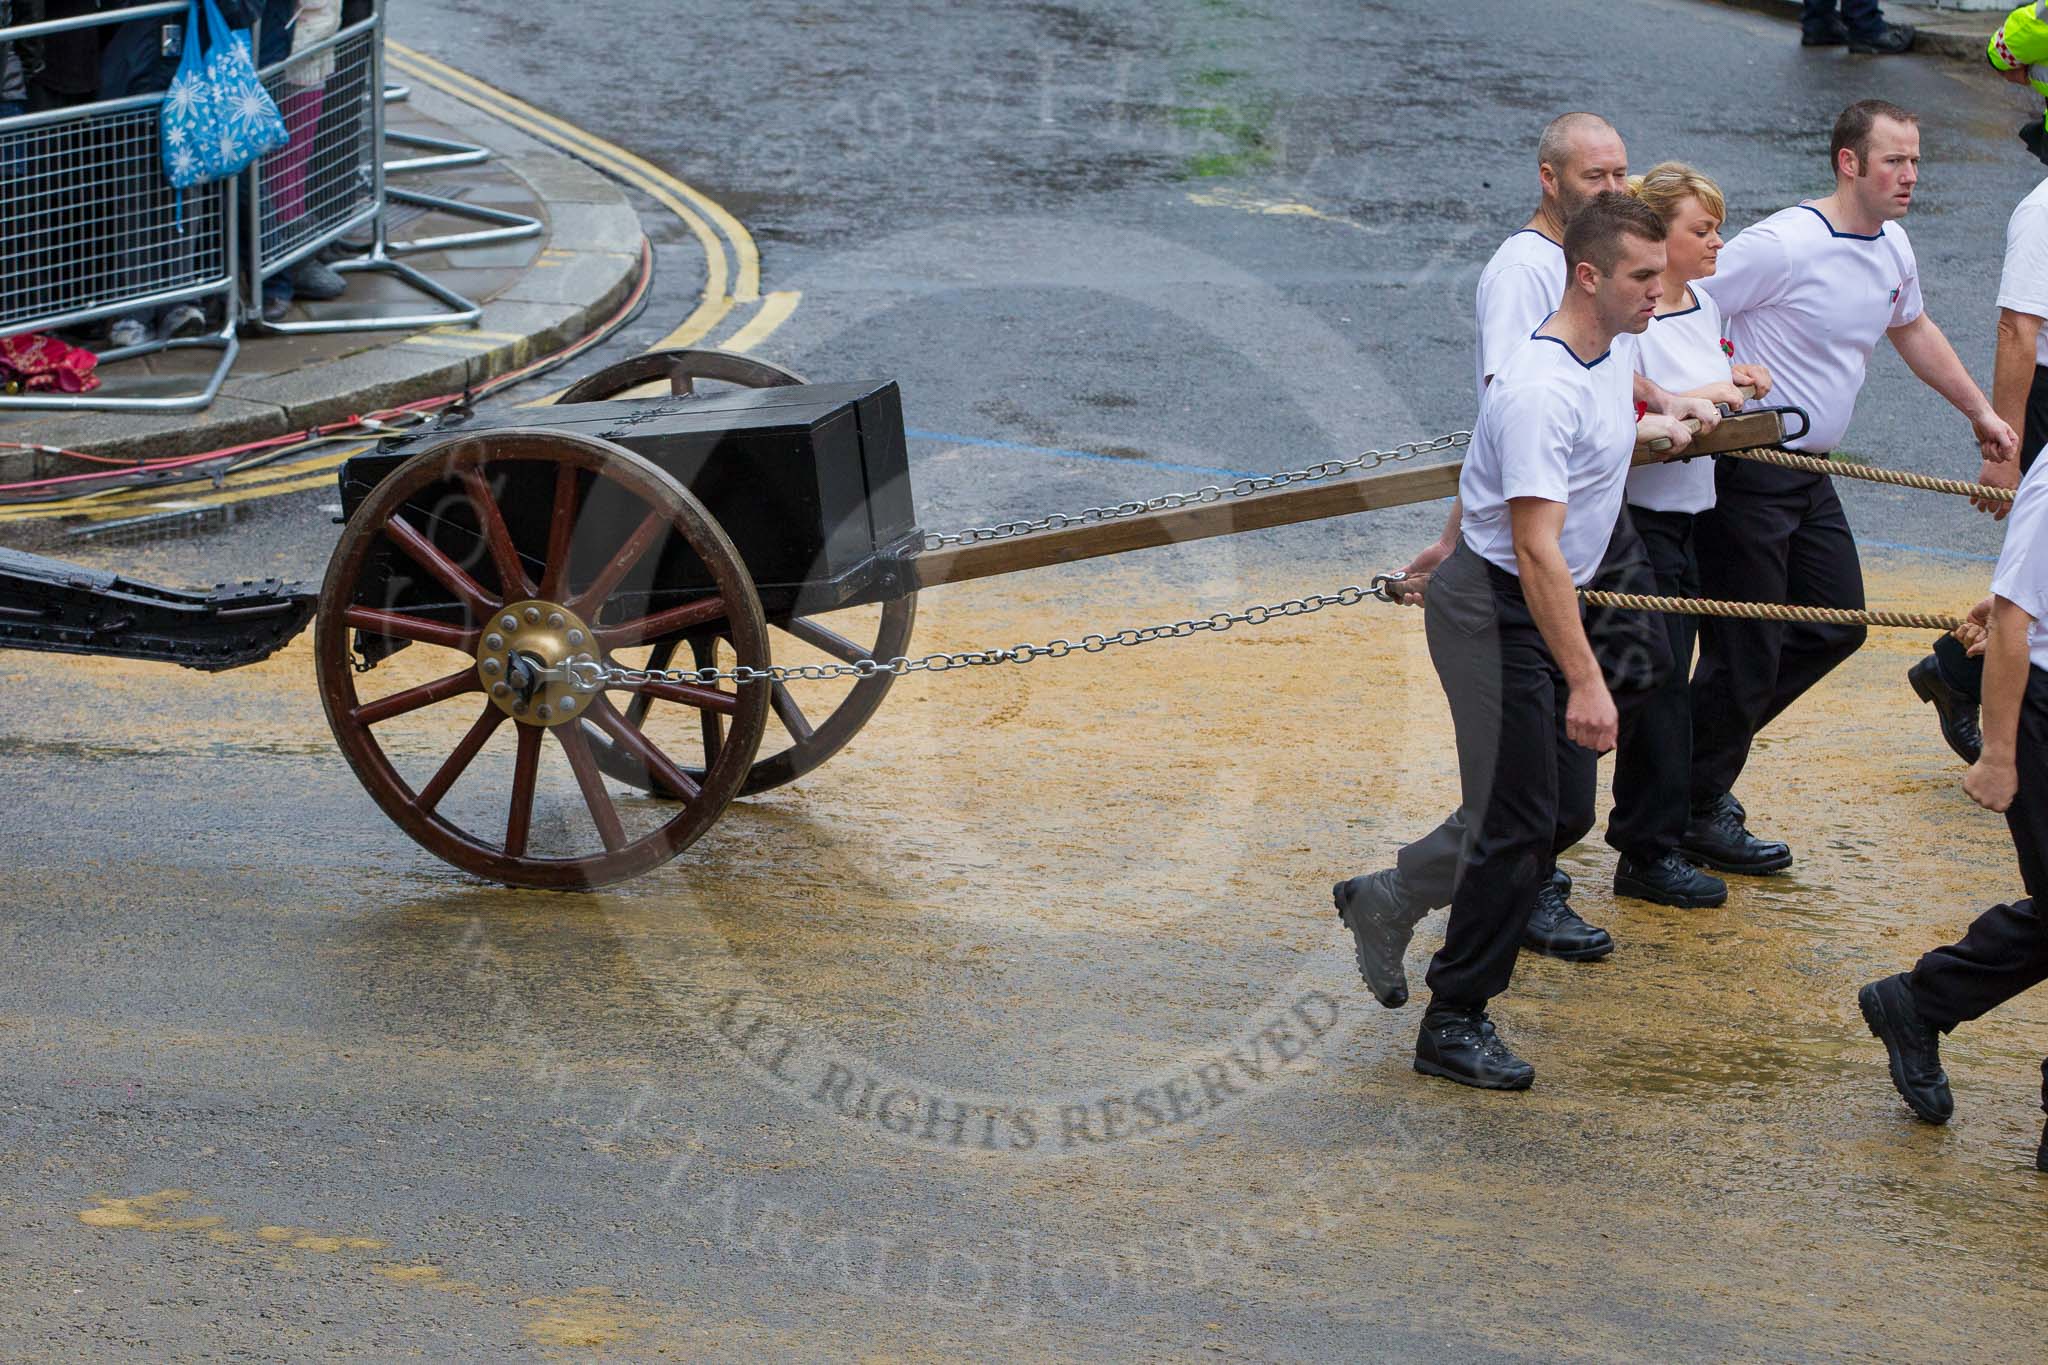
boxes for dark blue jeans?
[1803,0,1886,38]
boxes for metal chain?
[570,585,1389,691]
[919,432,1471,551]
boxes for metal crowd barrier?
[245,4,480,335]
[0,2,239,412]
[0,0,548,409]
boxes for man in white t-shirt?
[1340,114,1679,1007]
[1366,195,1709,1091]
[1687,99,2018,874]
[1907,173,2048,764]
[1858,452,2048,1173]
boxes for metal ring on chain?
[1577,590,1963,631]
[1718,447,2013,503]
[921,432,1472,551]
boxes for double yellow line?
[386,43,801,357]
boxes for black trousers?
[1690,462,1867,806]
[1395,510,1671,905]
[1422,544,1600,1008]
[1907,667,2048,1105]
[1607,506,1699,861]
[1924,364,2048,705]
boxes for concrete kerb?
[1704,0,1997,60]
[0,79,648,482]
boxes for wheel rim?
[561,347,916,797]
[314,429,771,889]
[555,347,807,404]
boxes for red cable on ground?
[0,235,655,502]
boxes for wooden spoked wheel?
[313,429,772,889]
[557,348,919,798]
[555,347,810,403]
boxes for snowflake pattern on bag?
[160,0,289,191]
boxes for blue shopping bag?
[160,0,289,191]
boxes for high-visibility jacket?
[1991,2,2048,116]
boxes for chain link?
[571,585,1385,691]
[919,431,1471,551]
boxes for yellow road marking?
[0,448,363,522]
[388,43,762,303]
[402,334,501,352]
[720,290,803,354]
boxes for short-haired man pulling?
[1341,114,1704,1014]
[1686,100,2018,874]
[1407,194,1701,1090]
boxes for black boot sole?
[1413,1054,1534,1090]
[1858,982,1952,1125]
[1520,936,1613,963]
[1677,844,1793,876]
[1908,665,1982,764]
[1613,871,1727,909]
[1334,880,1409,1010]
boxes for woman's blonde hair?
[1626,162,1726,228]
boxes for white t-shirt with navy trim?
[1627,288,1730,515]
[1460,323,1641,585]
[1696,203,1922,454]
[1992,455,2048,672]
[1996,176,2048,369]
[1473,229,1566,408]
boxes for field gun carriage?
[0,350,1794,888]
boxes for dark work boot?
[1846,22,1914,54]
[1680,793,1793,875]
[1801,16,1849,46]
[1550,866,1572,900]
[1522,881,1614,961]
[1908,655,1982,764]
[1858,973,1954,1124]
[1334,868,1427,1009]
[1414,1004,1534,1091]
[1613,850,1728,909]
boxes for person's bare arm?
[1889,312,2019,469]
[1982,308,2044,517]
[1509,498,1615,753]
[1964,595,2035,811]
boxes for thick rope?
[1716,446,2012,503]
[1578,589,1962,631]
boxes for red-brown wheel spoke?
[587,696,702,803]
[382,513,494,619]
[350,666,480,726]
[691,637,723,769]
[770,681,814,742]
[343,605,479,654]
[596,596,728,651]
[418,703,507,810]
[783,616,871,665]
[505,723,541,857]
[573,506,667,616]
[555,721,627,852]
[538,462,580,601]
[459,464,535,602]
[622,637,677,729]
[611,678,739,715]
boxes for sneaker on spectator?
[260,291,292,325]
[289,258,348,301]
[106,316,151,350]
[160,303,206,339]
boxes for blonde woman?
[1606,163,1774,910]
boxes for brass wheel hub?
[476,599,596,727]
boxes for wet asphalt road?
[8,0,2048,1359]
